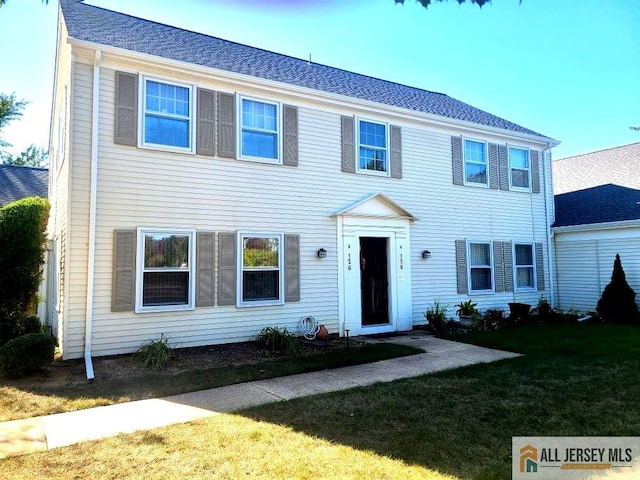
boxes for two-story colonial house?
[49,0,558,377]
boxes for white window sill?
[356,169,390,177]
[238,155,282,165]
[138,143,195,155]
[469,289,495,295]
[135,304,195,314]
[510,186,532,193]
[463,181,490,188]
[515,287,536,293]
[237,300,284,308]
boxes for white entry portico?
[334,193,417,337]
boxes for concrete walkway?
[0,333,520,459]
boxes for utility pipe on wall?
[84,49,101,380]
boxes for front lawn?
[2,322,639,479]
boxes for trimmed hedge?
[0,312,42,346]
[0,196,50,316]
[597,254,639,324]
[0,333,55,377]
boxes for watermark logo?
[513,437,640,479]
[520,444,538,473]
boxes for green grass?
[0,343,420,421]
[3,322,639,479]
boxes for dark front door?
[360,237,389,326]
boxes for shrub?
[135,334,173,370]
[0,332,55,377]
[256,327,300,355]
[536,296,552,320]
[597,254,639,324]
[0,312,42,346]
[455,300,478,317]
[425,299,451,336]
[473,309,507,332]
[0,197,50,315]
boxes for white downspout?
[84,49,101,380]
[543,146,556,307]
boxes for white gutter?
[543,146,557,307]
[84,49,101,380]
[552,218,640,234]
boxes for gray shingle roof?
[0,165,48,207]
[553,184,640,228]
[61,0,552,140]
[553,142,640,195]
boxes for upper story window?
[240,97,280,161]
[468,241,493,293]
[239,234,283,306]
[514,243,535,290]
[509,147,530,190]
[358,120,388,174]
[142,78,193,151]
[464,139,487,186]
[136,229,195,312]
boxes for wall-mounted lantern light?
[421,250,431,259]
[317,248,327,259]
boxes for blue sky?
[0,0,638,160]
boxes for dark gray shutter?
[283,104,298,166]
[196,232,215,307]
[455,239,468,294]
[114,72,138,146]
[284,234,300,302]
[196,88,216,156]
[451,136,463,185]
[341,116,355,173]
[217,92,236,158]
[498,145,509,191]
[536,242,545,291]
[503,241,514,292]
[488,143,499,189]
[112,229,136,312]
[390,125,402,179]
[493,241,505,293]
[218,232,237,306]
[531,150,541,193]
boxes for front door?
[360,237,389,326]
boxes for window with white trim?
[137,229,194,311]
[240,234,283,305]
[509,147,530,190]
[142,78,193,150]
[240,97,280,160]
[514,243,535,290]
[358,120,388,173]
[464,139,488,185]
[468,241,493,292]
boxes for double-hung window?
[468,241,493,292]
[358,120,388,174]
[509,147,530,190]
[240,97,280,161]
[514,243,535,290]
[464,139,488,185]
[137,229,194,311]
[240,234,283,305]
[142,78,193,151]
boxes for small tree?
[596,254,639,324]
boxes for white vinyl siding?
[58,60,551,359]
[463,138,488,186]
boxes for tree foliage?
[0,93,26,148]
[0,196,50,317]
[395,0,492,8]
[0,0,48,9]
[1,144,48,167]
[596,254,639,324]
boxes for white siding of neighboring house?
[554,225,640,312]
[60,50,554,359]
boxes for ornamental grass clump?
[135,334,173,370]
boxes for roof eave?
[553,218,640,233]
[66,36,557,146]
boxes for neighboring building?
[0,164,48,207]
[49,0,558,370]
[553,144,640,312]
